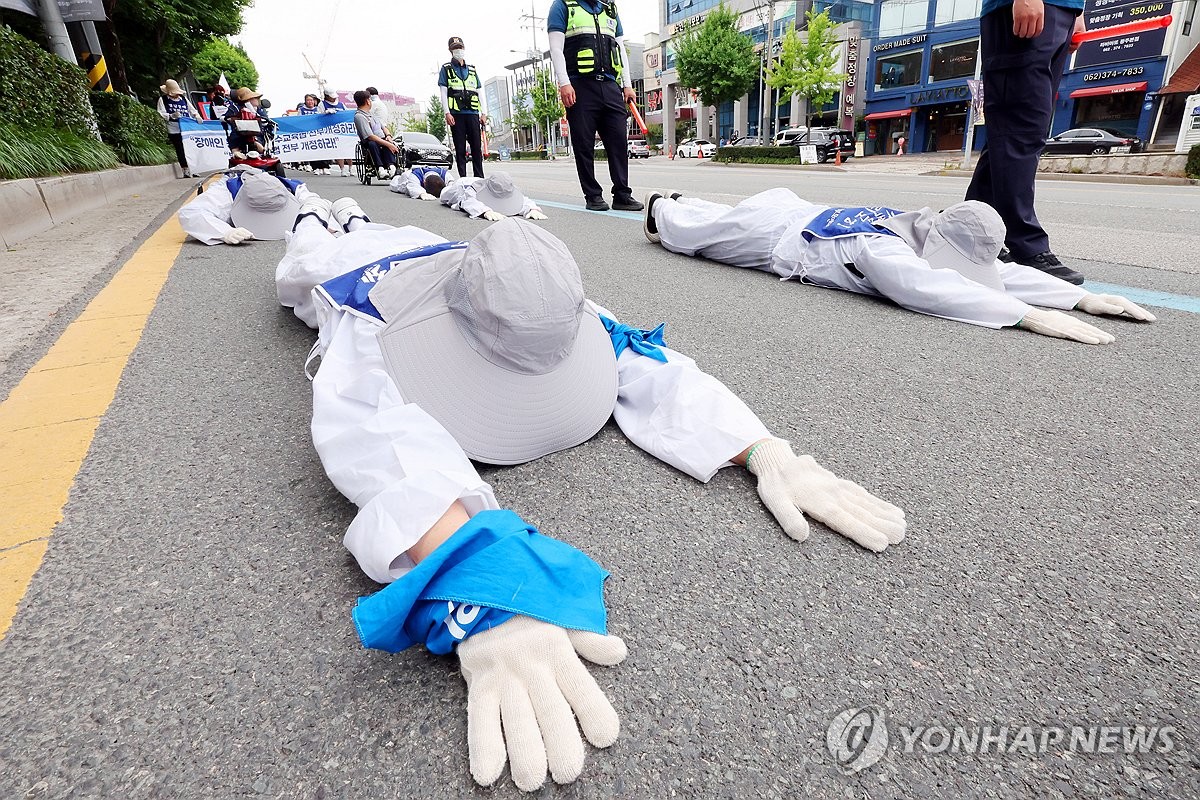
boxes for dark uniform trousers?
[565,78,633,202]
[965,3,1077,260]
[451,113,485,179]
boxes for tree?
[530,68,563,147]
[505,89,536,149]
[426,95,447,142]
[399,109,427,133]
[766,9,847,130]
[191,37,258,91]
[673,2,758,108]
[105,0,253,99]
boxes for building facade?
[862,0,1198,155]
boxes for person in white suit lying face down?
[389,167,548,221]
[274,197,907,793]
[642,189,1155,344]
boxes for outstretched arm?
[176,179,247,245]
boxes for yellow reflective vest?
[442,62,481,113]
[564,0,623,83]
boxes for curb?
[934,168,1196,186]
[716,161,848,172]
[0,164,179,249]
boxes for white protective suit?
[276,221,770,584]
[433,176,543,219]
[655,189,1088,329]
[178,175,318,245]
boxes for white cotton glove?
[418,191,438,201]
[457,615,626,792]
[481,210,505,221]
[1018,307,1115,345]
[526,209,548,220]
[222,227,254,245]
[746,439,907,552]
[1075,293,1156,322]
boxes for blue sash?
[315,241,469,322]
[802,207,903,241]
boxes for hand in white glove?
[1075,293,1156,322]
[746,439,907,552]
[418,191,438,201]
[458,615,626,792]
[222,227,254,245]
[526,209,548,220]
[481,210,504,221]
[1018,307,1114,344]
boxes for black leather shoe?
[585,197,610,211]
[612,196,644,211]
[1017,251,1085,285]
[997,247,1014,263]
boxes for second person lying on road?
[389,168,547,221]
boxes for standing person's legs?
[593,82,633,203]
[464,115,485,177]
[168,132,188,172]
[966,5,1075,259]
[451,119,469,178]
[566,80,605,203]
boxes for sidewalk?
[839,151,962,175]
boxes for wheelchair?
[354,138,400,186]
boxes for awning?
[1069,81,1148,98]
[1159,44,1200,94]
[864,108,914,121]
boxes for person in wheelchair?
[224,87,273,158]
[353,89,399,179]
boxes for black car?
[1043,127,1143,156]
[397,131,453,169]
[792,128,855,163]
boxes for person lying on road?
[178,168,317,245]
[643,189,1155,345]
[273,202,907,792]
[390,168,547,221]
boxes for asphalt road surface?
[1,161,1197,799]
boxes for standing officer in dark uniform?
[965,0,1086,284]
[548,0,643,212]
[439,36,487,180]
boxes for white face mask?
[452,49,466,62]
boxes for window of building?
[812,0,874,24]
[929,38,978,82]
[875,50,924,90]
[879,0,929,37]
[666,0,725,26]
[934,0,981,26]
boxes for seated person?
[643,189,1155,345]
[275,211,907,792]
[223,87,271,157]
[178,168,315,245]
[353,89,398,180]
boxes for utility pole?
[961,41,983,170]
[36,0,75,63]
[520,2,555,158]
[760,0,776,143]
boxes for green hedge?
[90,91,175,166]
[1188,143,1200,180]
[0,25,121,178]
[713,145,801,164]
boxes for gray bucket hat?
[229,171,301,240]
[920,201,1006,291]
[475,172,526,217]
[372,218,617,465]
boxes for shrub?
[714,145,802,164]
[0,124,118,179]
[1187,143,1200,180]
[90,91,175,166]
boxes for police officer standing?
[439,36,487,179]
[549,0,643,212]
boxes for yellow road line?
[0,210,188,640]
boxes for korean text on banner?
[179,112,359,173]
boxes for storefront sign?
[647,89,662,112]
[842,36,860,130]
[672,15,706,36]
[1082,65,1146,81]
[645,51,660,70]
[910,85,970,105]
[873,34,928,53]
[1075,0,1170,67]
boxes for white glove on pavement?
[746,439,907,552]
[222,227,254,245]
[1019,308,1114,344]
[526,209,548,220]
[1075,293,1156,322]
[481,210,505,222]
[418,191,438,201]
[457,615,626,792]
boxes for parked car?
[396,131,453,169]
[777,127,854,162]
[677,138,716,158]
[1042,127,1144,156]
[628,139,650,158]
[729,136,765,147]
